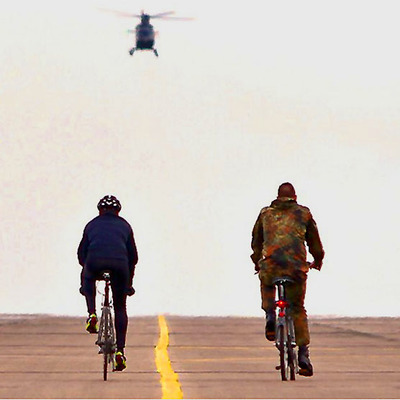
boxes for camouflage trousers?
[259,269,310,346]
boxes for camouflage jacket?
[251,197,324,273]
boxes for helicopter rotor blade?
[99,8,193,21]
[150,11,175,18]
[150,11,194,21]
[156,16,194,21]
[97,8,141,18]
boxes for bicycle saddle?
[100,271,112,281]
[272,276,294,285]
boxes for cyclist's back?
[251,196,323,276]
[78,212,137,265]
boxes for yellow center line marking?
[155,315,183,399]
[181,357,274,362]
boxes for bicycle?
[273,276,298,381]
[95,272,116,381]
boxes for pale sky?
[1,0,399,318]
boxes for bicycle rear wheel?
[287,317,297,381]
[102,346,115,381]
[287,338,296,381]
[103,353,108,381]
[100,308,115,381]
[103,309,110,381]
[277,325,289,381]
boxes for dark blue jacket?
[77,212,138,268]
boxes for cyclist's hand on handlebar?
[126,287,136,296]
[309,261,321,271]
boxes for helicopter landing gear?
[128,47,158,57]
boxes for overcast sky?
[1,0,399,318]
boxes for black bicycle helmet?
[97,195,122,212]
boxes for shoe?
[265,313,276,341]
[86,314,98,334]
[298,345,313,376]
[114,351,127,371]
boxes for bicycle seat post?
[273,277,294,302]
[277,283,285,301]
[103,272,111,307]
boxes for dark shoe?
[265,313,276,341]
[298,345,313,376]
[114,351,127,371]
[85,314,98,334]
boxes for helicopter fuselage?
[135,23,155,49]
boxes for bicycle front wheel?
[277,325,289,381]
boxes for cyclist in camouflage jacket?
[250,182,324,376]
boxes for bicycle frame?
[273,277,298,381]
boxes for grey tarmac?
[0,315,399,399]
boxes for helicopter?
[100,9,193,57]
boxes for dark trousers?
[81,257,129,351]
[259,269,310,346]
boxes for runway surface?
[0,315,399,399]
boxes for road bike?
[95,272,116,381]
[273,276,298,381]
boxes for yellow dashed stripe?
[155,315,183,399]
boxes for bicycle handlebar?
[254,261,321,275]
[307,261,321,271]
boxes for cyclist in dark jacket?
[77,195,138,371]
[251,183,324,377]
